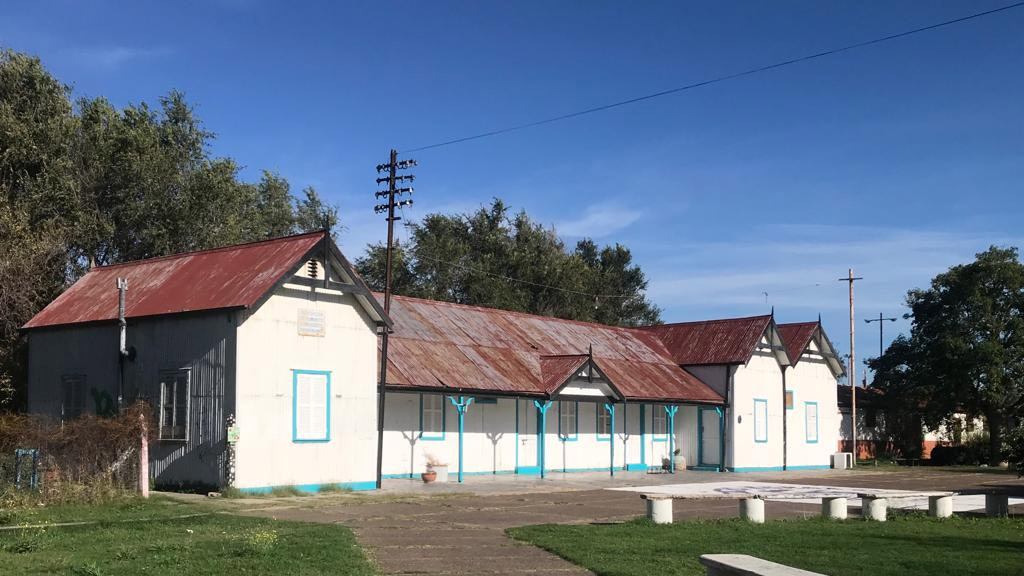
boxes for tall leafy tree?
[869,246,1024,464]
[0,48,340,410]
[355,199,661,326]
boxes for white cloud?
[556,202,643,238]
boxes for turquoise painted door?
[700,408,721,466]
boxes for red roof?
[23,231,384,329]
[777,322,819,366]
[381,294,724,404]
[639,315,773,365]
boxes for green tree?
[869,246,1024,464]
[0,48,341,410]
[355,199,661,326]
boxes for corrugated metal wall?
[28,311,236,487]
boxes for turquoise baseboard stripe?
[785,465,831,471]
[687,465,722,472]
[626,463,646,471]
[240,480,377,494]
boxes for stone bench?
[641,490,956,524]
[700,554,825,576]
[856,492,956,521]
[955,488,1022,517]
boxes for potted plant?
[423,453,448,483]
[673,448,686,471]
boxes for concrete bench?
[700,554,825,576]
[641,493,768,524]
[856,492,956,521]
[641,491,956,524]
[955,488,1022,517]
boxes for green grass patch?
[0,495,207,526]
[508,516,1024,576]
[1,498,375,575]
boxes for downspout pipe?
[721,365,733,472]
[604,402,616,477]
[117,278,128,413]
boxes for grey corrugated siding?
[28,311,236,488]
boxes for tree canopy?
[355,199,662,326]
[0,48,338,410]
[868,246,1024,463]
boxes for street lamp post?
[864,312,897,359]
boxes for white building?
[24,232,844,491]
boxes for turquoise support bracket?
[449,396,474,483]
[534,400,553,479]
[603,403,616,477]
[664,405,679,473]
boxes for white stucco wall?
[784,356,839,468]
[233,281,380,491]
[729,349,785,471]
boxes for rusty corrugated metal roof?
[381,294,725,404]
[777,322,819,366]
[24,231,389,329]
[639,315,772,365]
[541,355,590,394]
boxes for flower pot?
[421,470,437,483]
[430,464,449,483]
[673,454,686,471]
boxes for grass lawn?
[1,496,375,575]
[508,516,1024,576]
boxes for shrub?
[1005,426,1024,476]
[0,401,152,504]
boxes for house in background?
[24,232,844,490]
[836,384,986,460]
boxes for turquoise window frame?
[292,369,331,443]
[596,402,612,441]
[753,398,768,443]
[419,393,446,441]
[558,400,578,441]
[805,401,819,444]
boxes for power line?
[403,2,1024,153]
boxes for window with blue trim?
[652,407,667,441]
[597,404,612,439]
[293,370,330,442]
[805,402,819,443]
[420,394,445,440]
[558,401,578,440]
[754,398,768,443]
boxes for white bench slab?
[700,554,825,576]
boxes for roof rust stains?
[540,355,590,394]
[639,315,773,365]
[777,322,819,366]
[23,231,390,330]
[380,294,728,404]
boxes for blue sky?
[3,1,1023,377]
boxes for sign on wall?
[297,309,326,337]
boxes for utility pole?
[838,269,862,466]
[864,312,897,360]
[373,149,415,489]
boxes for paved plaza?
[232,468,1024,576]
